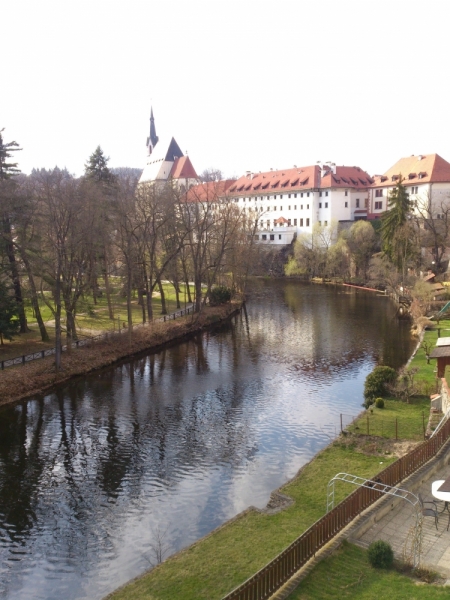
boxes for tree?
[286,223,333,278]
[346,220,377,281]
[381,177,416,278]
[84,146,116,184]
[199,167,223,182]
[0,129,29,333]
[0,279,20,344]
[413,190,450,273]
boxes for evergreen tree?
[0,279,20,344]
[0,128,21,179]
[0,129,28,332]
[84,146,116,184]
[381,177,416,277]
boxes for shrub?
[364,366,396,405]
[375,398,384,409]
[209,286,232,306]
[368,540,394,569]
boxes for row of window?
[236,190,351,202]
[259,218,311,228]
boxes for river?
[0,280,415,599]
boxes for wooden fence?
[0,305,195,371]
[222,418,450,600]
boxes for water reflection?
[0,281,414,599]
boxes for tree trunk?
[103,261,114,320]
[54,275,62,372]
[20,250,49,342]
[2,217,29,333]
[158,279,167,315]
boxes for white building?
[369,154,450,220]
[226,163,373,244]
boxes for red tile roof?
[170,156,198,180]
[372,154,450,188]
[229,164,372,195]
[185,179,236,202]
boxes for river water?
[0,280,415,600]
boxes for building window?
[262,234,267,240]
[375,189,383,197]
[270,234,274,241]
[294,193,297,198]
[288,219,291,225]
[356,198,360,208]
[411,186,418,194]
[306,218,310,226]
[325,202,328,208]
[307,204,310,209]
[254,235,259,240]
[375,201,383,210]
[260,220,263,227]
[301,193,304,198]
[279,235,282,240]
[294,218,297,225]
[325,191,328,196]
[365,198,368,208]
[267,220,270,227]
[345,190,348,196]
[319,191,323,197]
[274,206,277,211]
[307,192,310,197]
[300,218,304,226]
[289,205,291,210]
[300,205,303,210]
[288,194,291,198]
[319,202,322,208]
[294,205,297,210]
[318,221,321,226]
[345,201,348,208]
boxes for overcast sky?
[3,0,450,179]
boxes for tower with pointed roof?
[146,108,159,156]
[139,108,199,190]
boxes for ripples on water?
[0,280,415,599]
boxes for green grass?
[107,444,396,600]
[288,541,447,599]
[409,320,450,391]
[0,283,196,361]
[348,397,429,441]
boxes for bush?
[375,398,385,409]
[209,286,232,306]
[368,540,394,569]
[364,366,396,406]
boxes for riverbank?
[104,320,438,600]
[105,413,425,600]
[0,302,241,409]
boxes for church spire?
[146,107,159,156]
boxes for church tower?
[139,108,198,188]
[146,107,159,156]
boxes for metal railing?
[222,418,450,600]
[0,305,195,371]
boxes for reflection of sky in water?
[0,281,415,600]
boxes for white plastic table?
[432,479,450,513]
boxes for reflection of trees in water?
[0,279,416,596]
[0,401,45,540]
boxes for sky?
[3,0,450,179]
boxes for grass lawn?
[347,396,430,441]
[409,319,450,391]
[288,541,448,599]
[0,283,195,361]
[107,444,396,600]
